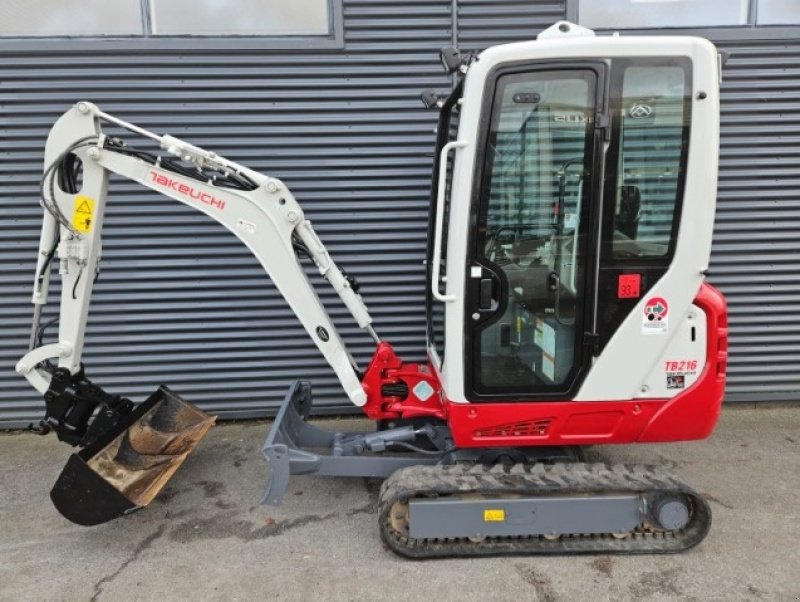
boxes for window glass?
[0,0,142,36]
[612,65,689,259]
[150,0,330,36]
[473,69,595,392]
[757,0,800,25]
[578,0,748,29]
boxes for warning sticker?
[483,509,505,522]
[71,195,95,234]
[412,380,434,402]
[642,296,669,335]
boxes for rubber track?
[378,462,711,558]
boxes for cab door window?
[469,66,601,397]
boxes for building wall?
[711,37,800,401]
[0,0,797,426]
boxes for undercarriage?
[262,380,710,558]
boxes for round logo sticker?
[644,297,668,321]
[316,326,330,342]
[642,297,669,335]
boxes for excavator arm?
[17,101,376,423]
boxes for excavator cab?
[428,23,722,418]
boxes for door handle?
[473,263,501,316]
[479,278,493,310]
[431,140,468,302]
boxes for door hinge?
[583,331,600,355]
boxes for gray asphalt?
[1,406,798,601]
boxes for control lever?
[548,271,560,292]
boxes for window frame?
[566,0,800,41]
[0,0,343,50]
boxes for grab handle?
[431,140,468,302]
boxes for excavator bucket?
[50,386,215,526]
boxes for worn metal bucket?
[50,386,215,526]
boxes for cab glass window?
[472,68,597,393]
[610,63,690,260]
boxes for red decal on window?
[618,274,641,299]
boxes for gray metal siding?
[711,39,800,401]
[456,0,564,48]
[1,1,798,427]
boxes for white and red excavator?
[16,22,728,557]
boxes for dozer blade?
[50,386,215,526]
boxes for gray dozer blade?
[50,386,215,526]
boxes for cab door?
[465,63,607,400]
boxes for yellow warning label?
[483,509,505,522]
[72,195,95,233]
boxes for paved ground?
[1,406,798,602]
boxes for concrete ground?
[1,406,798,602]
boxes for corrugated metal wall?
[1,0,798,426]
[456,0,564,48]
[710,38,800,401]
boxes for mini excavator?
[17,22,728,557]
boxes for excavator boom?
[18,101,376,407]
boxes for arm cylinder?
[295,220,375,332]
[31,205,58,305]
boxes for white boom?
[16,101,376,406]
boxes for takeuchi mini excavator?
[17,22,728,557]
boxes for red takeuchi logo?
[149,171,226,211]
